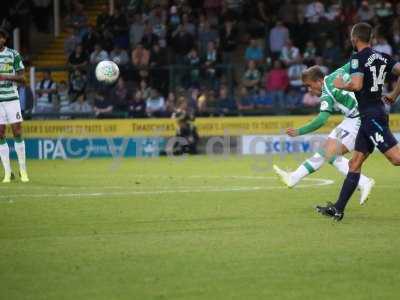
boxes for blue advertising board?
[9,137,166,160]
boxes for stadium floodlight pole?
[12,28,20,52]
[109,0,115,15]
[54,0,60,37]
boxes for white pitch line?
[0,176,330,190]
[0,178,334,201]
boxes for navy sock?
[334,172,360,212]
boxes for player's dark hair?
[301,66,324,82]
[352,22,372,43]
[0,28,8,39]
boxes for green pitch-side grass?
[1,155,400,300]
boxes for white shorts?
[328,117,361,151]
[0,100,23,125]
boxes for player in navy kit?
[316,23,400,221]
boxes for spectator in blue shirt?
[245,38,264,64]
[236,86,255,113]
[254,89,273,109]
[217,85,236,115]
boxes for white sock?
[14,141,27,172]
[0,142,11,176]
[330,156,370,188]
[291,152,325,185]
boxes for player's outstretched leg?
[11,123,29,183]
[274,136,375,204]
[0,138,12,183]
[274,152,374,204]
[273,151,325,188]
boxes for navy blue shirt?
[350,47,398,116]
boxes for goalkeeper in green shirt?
[273,64,375,205]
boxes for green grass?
[1,155,400,300]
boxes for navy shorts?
[355,114,398,154]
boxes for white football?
[95,60,120,84]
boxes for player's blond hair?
[301,66,324,82]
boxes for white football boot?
[359,178,375,205]
[273,165,295,188]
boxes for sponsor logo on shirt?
[351,59,359,69]
[320,101,329,111]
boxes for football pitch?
[1,154,400,300]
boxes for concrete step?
[34,56,66,62]
[36,54,66,60]
[51,40,66,45]
[34,62,67,66]
[41,50,66,55]
[31,1,106,72]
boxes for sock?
[291,152,325,185]
[0,140,11,176]
[334,172,360,212]
[330,156,370,188]
[14,140,27,172]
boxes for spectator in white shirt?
[374,0,393,19]
[304,1,325,24]
[64,28,81,57]
[324,3,341,22]
[89,44,109,86]
[129,13,145,48]
[146,88,166,117]
[280,39,300,67]
[288,56,307,89]
[373,28,392,56]
[269,20,289,58]
[110,45,129,66]
[357,1,375,22]
[90,44,109,65]
[56,81,71,113]
[315,57,329,76]
[34,70,57,113]
[71,93,93,114]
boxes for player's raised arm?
[334,56,364,92]
[287,111,331,137]
[334,73,363,92]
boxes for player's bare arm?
[0,70,25,83]
[333,74,363,92]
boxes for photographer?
[174,112,199,155]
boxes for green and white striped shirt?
[320,63,359,118]
[0,47,24,102]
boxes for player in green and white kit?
[273,63,374,204]
[0,28,29,183]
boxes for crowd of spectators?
[17,0,400,118]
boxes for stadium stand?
[2,0,400,119]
